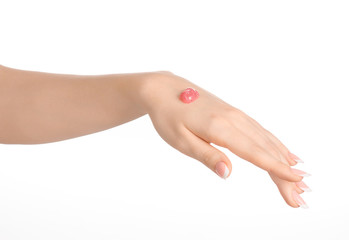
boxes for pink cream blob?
[179,87,200,103]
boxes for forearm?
[0,65,157,144]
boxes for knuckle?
[227,107,247,119]
[227,109,251,129]
[206,113,230,137]
[157,70,174,75]
[153,71,175,79]
[209,112,224,122]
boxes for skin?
[0,65,305,208]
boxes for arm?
[0,65,309,208]
[0,64,156,144]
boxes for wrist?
[137,71,175,114]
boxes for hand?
[143,71,310,208]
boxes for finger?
[179,128,232,179]
[244,114,298,166]
[295,181,311,192]
[210,110,292,170]
[213,124,303,182]
[233,115,291,167]
[185,110,300,181]
[269,173,303,208]
[258,149,304,182]
[264,129,298,166]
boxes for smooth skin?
[0,65,307,208]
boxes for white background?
[1,0,348,239]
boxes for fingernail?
[215,161,229,179]
[291,168,311,177]
[296,181,312,192]
[292,190,309,209]
[289,152,304,163]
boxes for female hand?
[142,71,310,208]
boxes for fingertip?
[292,174,304,183]
[286,154,299,166]
[288,190,302,208]
[278,184,301,208]
[219,155,232,179]
[225,161,233,178]
[289,203,300,208]
[215,161,230,179]
[293,182,305,194]
[289,160,298,166]
[285,198,300,208]
[284,165,304,182]
[290,168,311,177]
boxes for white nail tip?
[301,173,312,177]
[300,204,309,209]
[301,187,312,192]
[223,165,230,179]
[295,159,304,163]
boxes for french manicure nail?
[296,181,312,192]
[215,161,230,179]
[291,168,311,177]
[289,152,304,163]
[292,190,309,209]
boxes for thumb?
[180,130,232,179]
